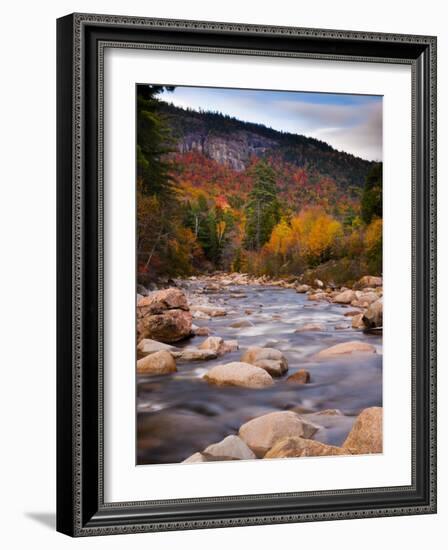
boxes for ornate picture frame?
[56,13,437,537]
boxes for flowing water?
[137,281,382,464]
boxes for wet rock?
[357,291,379,305]
[192,310,211,320]
[351,313,365,329]
[137,288,192,343]
[308,292,328,301]
[137,309,192,343]
[138,288,189,313]
[203,435,256,460]
[314,409,343,416]
[333,289,357,304]
[264,436,348,458]
[203,362,274,389]
[137,339,175,357]
[199,336,239,356]
[238,411,319,457]
[296,284,311,293]
[230,320,254,328]
[286,369,311,384]
[136,350,177,376]
[343,407,383,454]
[314,279,324,288]
[193,326,212,336]
[335,323,350,330]
[182,452,208,464]
[354,275,383,289]
[191,305,227,317]
[171,348,218,362]
[295,322,325,332]
[362,299,383,329]
[240,346,288,376]
[315,340,376,359]
[343,310,362,317]
[230,293,247,299]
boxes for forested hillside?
[137,85,382,285]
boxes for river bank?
[136,272,383,465]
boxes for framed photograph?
[57,13,437,536]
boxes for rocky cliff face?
[177,130,278,172]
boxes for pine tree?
[361,163,382,224]
[244,160,281,250]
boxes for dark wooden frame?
[57,13,437,537]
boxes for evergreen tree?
[361,163,382,224]
[244,160,281,250]
[137,85,176,197]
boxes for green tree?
[137,85,176,197]
[361,163,382,224]
[244,160,281,250]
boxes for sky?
[158,86,382,162]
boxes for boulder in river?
[191,305,227,317]
[203,362,274,389]
[264,436,348,458]
[295,323,325,332]
[351,313,366,329]
[199,336,239,356]
[362,298,383,329]
[333,289,357,304]
[230,320,254,328]
[343,407,383,454]
[137,288,192,343]
[286,369,311,384]
[240,346,288,376]
[315,340,376,359]
[238,411,319,457]
[137,338,175,357]
[171,348,218,362]
[136,350,177,376]
[182,452,208,464]
[203,435,256,460]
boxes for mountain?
[158,101,373,190]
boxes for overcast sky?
[158,86,382,162]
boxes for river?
[137,279,382,464]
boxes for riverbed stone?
[137,339,176,356]
[333,289,357,304]
[230,320,254,328]
[315,340,376,359]
[136,350,177,376]
[240,346,288,376]
[171,348,218,362]
[343,407,383,454]
[182,452,208,464]
[296,284,311,293]
[362,299,383,329]
[203,362,274,389]
[137,309,193,343]
[198,336,239,356]
[203,435,256,460]
[286,369,311,384]
[137,287,189,314]
[191,305,227,317]
[295,323,325,332]
[351,313,366,329]
[238,411,320,457]
[193,326,212,336]
[264,436,348,458]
